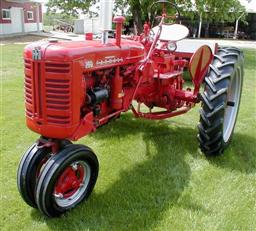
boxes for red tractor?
[17,1,244,217]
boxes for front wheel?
[17,139,72,208]
[17,143,51,208]
[35,144,99,217]
[198,47,244,156]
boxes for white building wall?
[10,7,23,33]
[92,18,100,34]
[74,17,100,34]
[0,7,24,35]
[0,24,13,35]
[24,23,43,32]
[0,23,43,35]
[74,19,84,34]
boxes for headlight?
[167,41,177,52]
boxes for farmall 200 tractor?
[17,1,244,217]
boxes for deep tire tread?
[205,77,217,93]
[35,144,99,217]
[17,144,51,208]
[198,47,244,156]
[213,73,231,84]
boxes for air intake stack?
[113,16,125,47]
[100,0,113,44]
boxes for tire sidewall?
[36,145,99,217]
[17,144,51,207]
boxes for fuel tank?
[23,39,144,139]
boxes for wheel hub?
[53,161,91,208]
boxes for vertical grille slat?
[30,61,43,118]
[24,59,33,117]
[24,59,72,126]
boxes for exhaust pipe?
[100,0,113,44]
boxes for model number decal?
[85,60,94,69]
[85,57,124,69]
[96,57,124,66]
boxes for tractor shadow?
[30,113,255,230]
[31,113,201,230]
[206,132,256,173]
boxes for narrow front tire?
[35,144,99,217]
[17,143,51,208]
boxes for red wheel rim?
[53,161,91,208]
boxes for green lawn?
[0,44,255,231]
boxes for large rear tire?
[198,47,244,156]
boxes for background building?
[74,17,100,34]
[0,0,43,36]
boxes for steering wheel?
[149,0,181,22]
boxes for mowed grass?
[0,44,255,231]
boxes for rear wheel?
[35,144,99,217]
[198,47,244,155]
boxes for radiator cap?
[48,38,58,43]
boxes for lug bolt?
[71,163,78,171]
[54,193,64,199]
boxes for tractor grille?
[24,59,33,118]
[45,63,70,74]
[24,59,72,126]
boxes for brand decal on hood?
[32,47,42,60]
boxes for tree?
[47,0,173,33]
[165,0,246,37]
[115,0,147,35]
[46,0,97,16]
[46,0,246,35]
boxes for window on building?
[27,11,34,20]
[2,9,11,20]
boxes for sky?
[240,0,256,13]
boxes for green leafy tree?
[43,13,78,26]
[191,0,245,37]
[194,0,245,22]
[46,0,97,16]
[115,0,144,34]
[46,0,246,34]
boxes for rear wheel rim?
[223,67,242,142]
[53,161,91,208]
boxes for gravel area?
[0,35,48,45]
[1,33,255,50]
[197,38,256,49]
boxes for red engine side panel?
[23,39,144,139]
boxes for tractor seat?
[154,70,183,79]
[151,24,189,42]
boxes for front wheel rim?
[223,67,242,142]
[53,161,91,208]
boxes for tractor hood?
[24,39,145,69]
